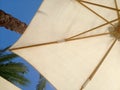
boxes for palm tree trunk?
[0,9,27,34]
[0,10,47,89]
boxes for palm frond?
[0,71,29,85]
[0,48,30,86]
[37,75,46,90]
[0,53,18,63]
[0,62,28,73]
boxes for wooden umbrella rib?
[9,33,109,51]
[9,41,58,51]
[78,1,115,27]
[114,0,120,22]
[67,32,109,41]
[67,18,118,39]
[80,39,117,90]
[81,0,120,11]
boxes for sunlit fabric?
[0,76,20,90]
[10,0,120,90]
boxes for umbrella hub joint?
[109,23,120,40]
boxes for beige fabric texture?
[10,0,120,90]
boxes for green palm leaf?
[0,53,18,63]
[37,75,46,90]
[0,62,28,73]
[0,69,29,85]
[0,47,30,86]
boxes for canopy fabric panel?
[0,76,20,90]
[10,0,117,48]
[10,0,120,90]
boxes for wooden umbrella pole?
[80,39,117,90]
[10,33,109,51]
[78,1,115,28]
[81,0,120,11]
[114,0,120,22]
[67,18,118,39]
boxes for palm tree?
[0,46,29,86]
[0,9,27,34]
[0,9,47,89]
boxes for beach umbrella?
[10,0,120,90]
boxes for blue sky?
[0,0,55,90]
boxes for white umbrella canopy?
[0,76,20,90]
[10,0,120,90]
